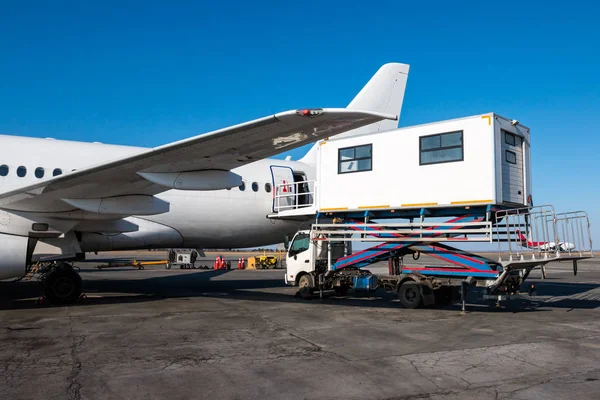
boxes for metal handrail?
[273,180,316,212]
[494,205,593,262]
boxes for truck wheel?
[298,274,314,289]
[398,282,423,309]
[297,274,314,299]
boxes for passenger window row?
[230,181,272,193]
[1,166,276,196]
[0,165,63,179]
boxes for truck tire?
[398,282,423,309]
[297,274,314,299]
[298,274,314,289]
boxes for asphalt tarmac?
[0,254,599,399]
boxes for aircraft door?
[270,165,296,212]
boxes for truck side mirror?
[294,255,297,260]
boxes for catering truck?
[270,113,593,308]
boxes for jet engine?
[0,233,30,280]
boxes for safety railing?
[554,211,594,257]
[494,205,593,263]
[273,180,316,212]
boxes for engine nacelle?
[0,233,29,280]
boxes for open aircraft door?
[271,165,296,212]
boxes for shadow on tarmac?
[1,268,599,312]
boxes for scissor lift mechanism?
[310,205,592,299]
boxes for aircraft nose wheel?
[42,264,83,305]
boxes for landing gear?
[40,262,83,305]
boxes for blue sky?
[0,1,598,245]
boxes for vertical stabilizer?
[301,63,409,164]
[343,62,409,137]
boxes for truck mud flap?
[419,283,435,306]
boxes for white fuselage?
[0,134,315,252]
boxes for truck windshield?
[289,233,310,256]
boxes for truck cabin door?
[270,165,296,212]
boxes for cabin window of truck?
[289,233,310,256]
[419,131,463,165]
[338,144,372,174]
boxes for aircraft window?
[17,166,27,177]
[0,165,8,176]
[35,167,45,179]
[239,181,246,191]
[252,182,259,192]
[53,168,63,176]
[419,131,463,166]
[265,183,272,193]
[338,144,372,174]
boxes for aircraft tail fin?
[345,62,409,136]
[300,63,409,164]
[515,230,528,243]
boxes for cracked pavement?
[0,256,598,399]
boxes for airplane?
[515,230,575,252]
[0,63,410,304]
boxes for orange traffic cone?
[241,258,245,269]
[214,256,219,270]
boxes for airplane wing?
[0,108,395,215]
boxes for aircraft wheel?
[43,266,83,305]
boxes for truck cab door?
[285,231,312,284]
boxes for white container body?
[316,113,531,212]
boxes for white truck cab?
[284,229,349,288]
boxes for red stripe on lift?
[428,245,485,265]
